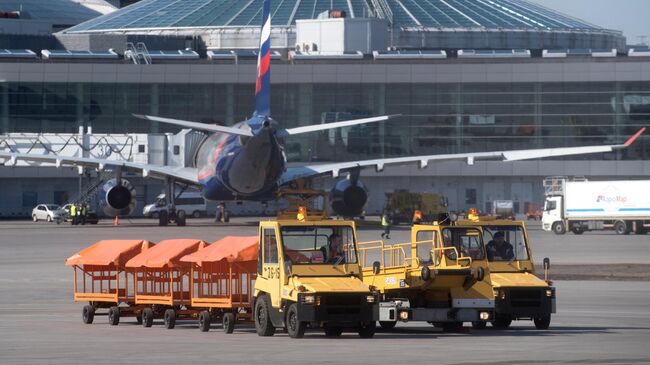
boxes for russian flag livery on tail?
[255,0,272,118]
[0,0,644,225]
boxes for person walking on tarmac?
[380,210,391,239]
[80,203,87,225]
[70,203,77,225]
[412,209,423,225]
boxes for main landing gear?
[158,178,188,227]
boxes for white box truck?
[542,177,650,235]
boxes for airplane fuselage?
[196,118,285,202]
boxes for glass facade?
[1,81,648,161]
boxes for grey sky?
[528,0,650,44]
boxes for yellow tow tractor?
[358,218,493,331]
[253,205,379,338]
[457,216,556,330]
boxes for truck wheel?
[534,314,551,330]
[358,322,376,338]
[471,321,487,330]
[164,309,176,329]
[492,315,512,329]
[286,303,306,338]
[254,295,275,337]
[176,210,186,226]
[192,210,201,218]
[223,312,236,334]
[158,210,168,226]
[108,306,120,326]
[379,321,397,330]
[552,222,566,235]
[198,310,211,332]
[82,305,95,324]
[571,226,584,235]
[142,307,154,327]
[324,326,343,337]
[614,221,629,235]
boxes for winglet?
[623,127,646,147]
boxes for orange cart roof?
[65,240,153,267]
[125,239,206,268]
[181,236,258,264]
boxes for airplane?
[0,0,646,226]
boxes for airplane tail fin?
[255,0,272,118]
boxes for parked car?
[143,192,207,219]
[32,204,64,223]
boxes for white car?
[32,204,64,223]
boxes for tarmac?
[1,218,649,364]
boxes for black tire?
[46,215,53,222]
[324,326,344,337]
[164,309,176,329]
[142,307,154,327]
[32,215,38,222]
[358,322,376,338]
[379,321,397,330]
[286,303,306,338]
[108,306,120,326]
[176,210,186,227]
[82,305,95,324]
[571,226,584,235]
[223,211,230,223]
[552,222,566,235]
[492,315,512,329]
[254,295,276,337]
[442,322,464,332]
[614,221,629,235]
[223,312,236,334]
[192,210,201,218]
[151,211,160,220]
[136,314,143,324]
[159,210,168,226]
[534,315,551,330]
[198,311,211,332]
[471,321,487,330]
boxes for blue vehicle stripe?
[619,208,650,211]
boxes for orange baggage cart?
[125,238,207,329]
[181,236,258,333]
[65,239,154,325]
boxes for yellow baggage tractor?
[66,239,155,325]
[455,217,556,329]
[181,236,259,333]
[359,222,493,331]
[125,239,207,329]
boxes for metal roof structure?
[1,0,112,27]
[63,0,602,33]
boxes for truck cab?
[253,217,378,338]
[458,218,556,329]
[359,223,493,331]
[542,196,564,234]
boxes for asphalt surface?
[1,218,650,364]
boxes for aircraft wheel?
[158,210,168,226]
[176,210,186,226]
[223,211,230,223]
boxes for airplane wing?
[279,128,646,185]
[133,114,254,136]
[0,151,200,185]
[277,115,400,136]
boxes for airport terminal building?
[1,0,649,217]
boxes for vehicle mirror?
[475,266,485,282]
[421,265,431,281]
[543,257,550,270]
[372,261,381,275]
[284,260,293,276]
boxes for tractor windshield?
[482,225,529,262]
[280,225,357,265]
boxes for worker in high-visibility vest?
[380,210,391,240]
[70,204,77,225]
[412,209,423,225]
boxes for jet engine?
[330,178,368,218]
[98,178,137,217]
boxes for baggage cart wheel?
[534,315,551,330]
[82,305,94,324]
[379,321,396,330]
[324,326,343,337]
[142,307,154,327]
[223,312,236,334]
[198,311,211,332]
[108,306,120,326]
[471,321,487,330]
[254,295,276,337]
[358,322,376,338]
[491,315,512,329]
[136,314,143,324]
[286,303,306,338]
[164,309,176,329]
